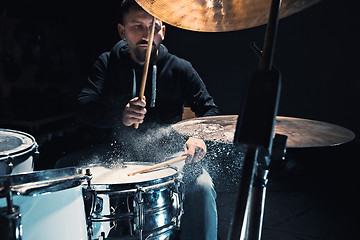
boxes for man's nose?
[142,27,151,40]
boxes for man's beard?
[134,42,159,64]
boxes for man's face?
[118,6,165,65]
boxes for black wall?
[1,0,359,148]
[163,1,360,147]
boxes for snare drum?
[0,167,89,240]
[85,162,183,240]
[0,129,38,175]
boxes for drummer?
[75,0,219,239]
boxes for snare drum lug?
[33,148,40,170]
[134,186,144,240]
[85,169,93,188]
[34,147,40,162]
[173,179,179,193]
[83,188,97,215]
[173,178,184,228]
[82,170,97,239]
[5,156,14,175]
[83,189,96,239]
[175,178,185,203]
[83,168,96,215]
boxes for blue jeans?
[171,161,218,240]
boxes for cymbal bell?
[171,115,355,148]
[136,0,321,32]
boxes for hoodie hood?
[109,39,164,108]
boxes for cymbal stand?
[229,0,285,239]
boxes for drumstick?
[134,17,156,129]
[128,155,187,176]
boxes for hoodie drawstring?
[132,69,136,98]
[132,65,157,107]
[151,65,157,107]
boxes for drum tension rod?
[83,168,96,238]
[135,185,145,240]
[0,180,22,240]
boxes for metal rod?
[250,42,263,58]
[259,0,282,71]
[245,164,269,240]
[229,146,258,240]
[231,0,283,239]
[4,180,15,215]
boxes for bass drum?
[0,128,38,175]
[84,162,184,240]
[0,167,89,240]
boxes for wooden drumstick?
[128,155,187,176]
[134,17,156,129]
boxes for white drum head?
[0,129,35,156]
[89,162,178,185]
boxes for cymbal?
[171,115,355,148]
[136,0,321,32]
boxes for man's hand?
[122,97,147,126]
[183,137,207,163]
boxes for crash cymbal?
[136,0,321,32]
[171,115,355,148]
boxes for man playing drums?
[75,0,220,239]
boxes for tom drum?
[0,167,89,240]
[0,129,38,175]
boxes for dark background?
[0,0,359,239]
[1,0,358,145]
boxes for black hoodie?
[77,40,219,130]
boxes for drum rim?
[84,162,180,192]
[0,128,38,161]
[0,167,86,196]
[104,223,177,240]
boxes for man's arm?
[77,53,129,128]
[183,65,220,117]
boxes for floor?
[213,143,360,240]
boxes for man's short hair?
[118,0,143,24]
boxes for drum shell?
[0,129,38,175]
[86,163,183,239]
[0,168,88,240]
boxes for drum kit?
[0,0,356,240]
[1,145,184,240]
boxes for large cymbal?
[171,115,355,148]
[136,0,321,32]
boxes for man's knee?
[189,170,216,200]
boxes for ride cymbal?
[135,0,321,32]
[171,115,355,148]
